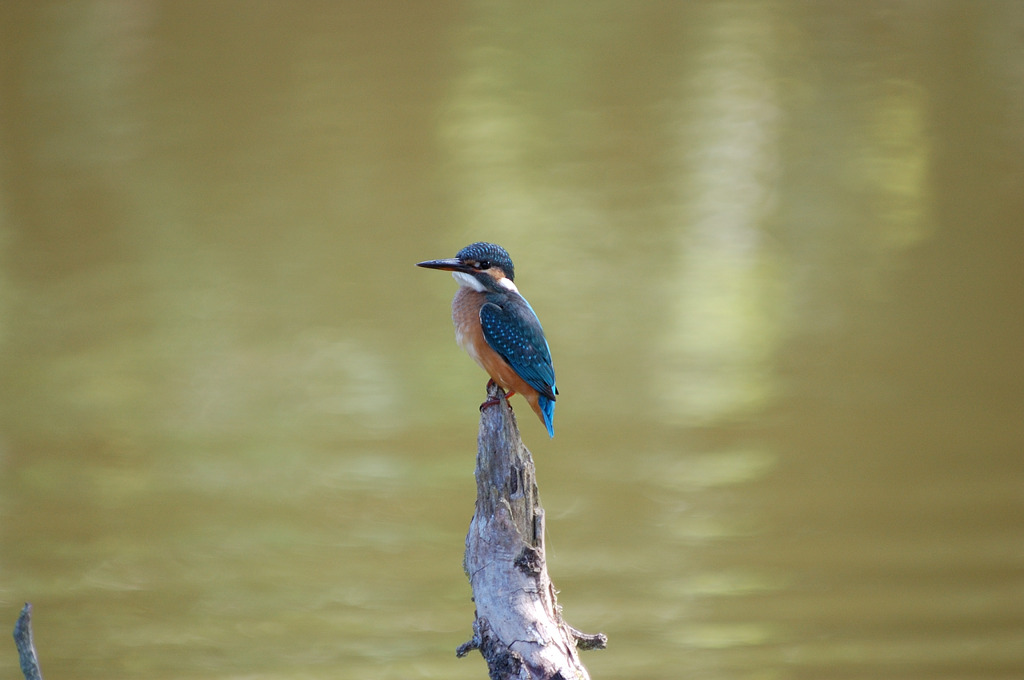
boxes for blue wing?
[479,295,557,402]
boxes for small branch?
[460,383,605,679]
[457,617,524,676]
[568,625,608,651]
[13,603,43,680]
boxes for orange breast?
[451,287,488,368]
[451,287,546,423]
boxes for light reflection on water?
[2,2,1023,679]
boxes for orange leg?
[480,381,515,412]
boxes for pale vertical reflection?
[441,59,539,240]
[439,5,581,247]
[856,81,932,254]
[660,6,783,425]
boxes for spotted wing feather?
[479,297,556,401]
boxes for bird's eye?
[477,260,490,269]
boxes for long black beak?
[416,258,470,272]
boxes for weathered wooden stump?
[13,603,43,680]
[457,382,605,679]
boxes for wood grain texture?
[458,383,605,679]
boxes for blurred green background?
[1,2,1022,679]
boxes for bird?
[417,242,557,437]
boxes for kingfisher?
[417,242,557,437]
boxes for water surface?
[1,2,1022,679]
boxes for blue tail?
[538,395,555,438]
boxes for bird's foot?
[481,379,499,411]
[479,388,515,412]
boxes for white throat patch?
[452,271,487,292]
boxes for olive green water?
[1,3,1022,679]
